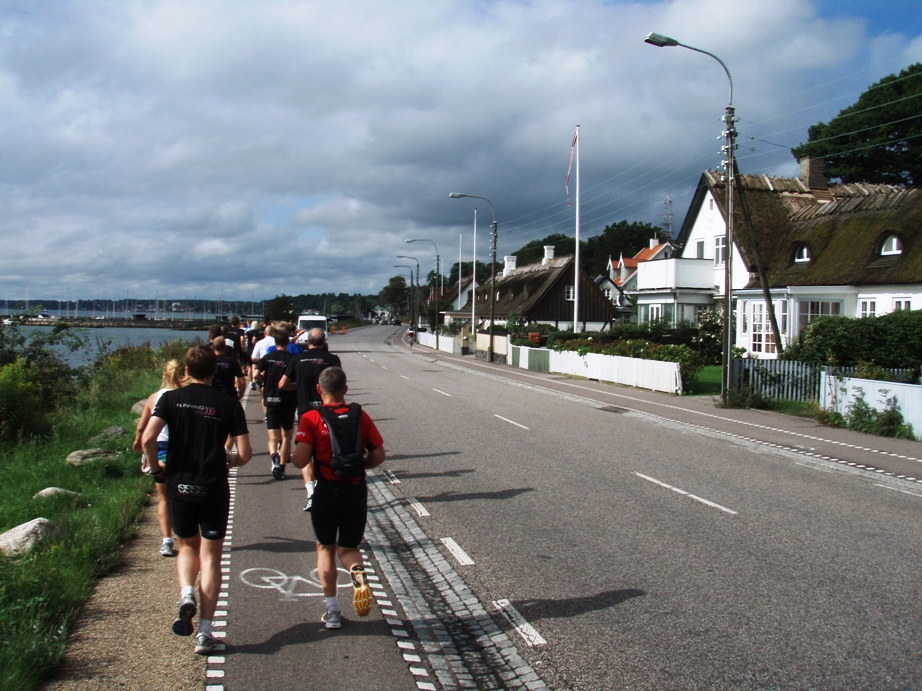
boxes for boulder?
[0,517,54,557]
[131,399,147,415]
[33,487,84,504]
[66,448,118,467]
[88,425,127,445]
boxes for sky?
[0,0,920,305]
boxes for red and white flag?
[566,127,579,207]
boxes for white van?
[296,314,328,344]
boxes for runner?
[291,366,385,629]
[255,328,297,480]
[142,345,252,655]
[211,336,245,403]
[279,327,342,510]
[132,359,188,557]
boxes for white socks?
[198,619,213,635]
[306,481,315,498]
[325,596,339,611]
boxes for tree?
[791,63,922,186]
[379,276,408,313]
[265,294,297,323]
[583,220,663,276]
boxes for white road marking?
[381,468,400,484]
[401,375,411,380]
[874,483,922,498]
[408,498,430,516]
[433,388,452,397]
[440,537,475,565]
[634,472,738,515]
[493,599,547,646]
[494,414,529,430]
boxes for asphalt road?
[213,325,922,690]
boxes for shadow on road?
[232,536,317,554]
[513,589,646,621]
[416,487,534,503]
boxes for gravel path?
[40,496,206,690]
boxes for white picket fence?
[523,346,683,395]
[820,372,922,438]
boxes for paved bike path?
[211,389,420,691]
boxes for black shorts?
[310,481,368,549]
[265,403,296,431]
[170,485,230,541]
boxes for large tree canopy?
[791,63,922,186]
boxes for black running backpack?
[317,404,366,479]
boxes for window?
[881,234,903,256]
[894,299,911,311]
[798,300,841,332]
[750,303,778,354]
[649,305,662,321]
[603,288,612,301]
[565,285,575,301]
[696,240,705,259]
[715,236,726,267]
[860,300,876,318]
[794,244,811,263]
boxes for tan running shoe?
[350,565,373,617]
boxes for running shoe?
[322,607,342,629]
[194,632,224,654]
[270,452,282,478]
[158,540,174,557]
[303,495,313,512]
[172,593,197,636]
[350,565,373,617]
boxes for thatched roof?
[682,170,922,289]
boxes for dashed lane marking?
[440,537,475,565]
[493,599,547,646]
[634,472,738,515]
[493,414,529,430]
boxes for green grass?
[685,364,722,396]
[0,365,160,691]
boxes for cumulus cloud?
[0,0,918,303]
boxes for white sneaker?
[158,540,174,557]
[322,607,342,629]
[195,632,224,654]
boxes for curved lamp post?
[396,255,420,330]
[405,238,440,352]
[449,193,497,362]
[645,31,735,405]
[394,265,415,326]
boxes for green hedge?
[783,309,922,369]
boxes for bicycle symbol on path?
[240,567,353,601]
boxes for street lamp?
[405,238,441,352]
[394,265,415,327]
[645,31,736,405]
[396,255,420,330]
[449,193,498,362]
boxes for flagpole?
[573,125,580,333]
[472,208,477,333]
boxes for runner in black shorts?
[292,366,385,629]
[142,345,252,655]
[256,328,297,480]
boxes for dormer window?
[794,244,811,263]
[881,234,903,256]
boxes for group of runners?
[134,317,385,654]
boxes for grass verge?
[0,366,160,691]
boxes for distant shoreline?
[13,317,211,330]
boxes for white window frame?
[860,300,876,318]
[696,240,705,259]
[648,304,662,321]
[881,235,903,256]
[750,303,777,354]
[714,236,726,267]
[893,298,911,311]
[794,245,811,263]
[798,300,841,333]
[565,285,575,301]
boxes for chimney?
[799,157,828,190]
[503,255,517,277]
[649,237,659,250]
[542,245,555,265]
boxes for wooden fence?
[730,359,915,402]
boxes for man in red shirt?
[292,366,385,629]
